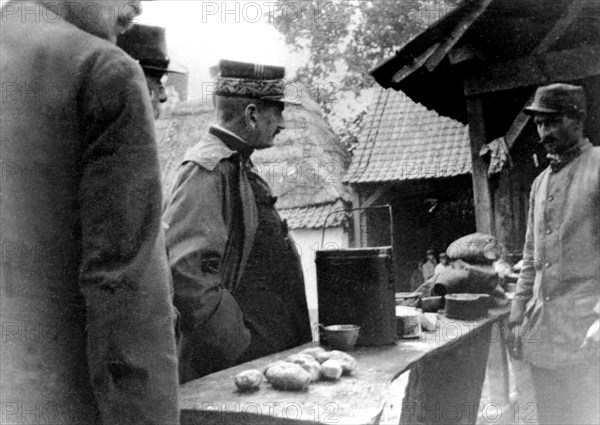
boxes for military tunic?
[513,139,599,368]
[164,126,311,383]
[236,168,312,363]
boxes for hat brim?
[261,95,302,106]
[142,65,186,74]
[523,104,561,115]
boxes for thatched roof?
[156,98,352,229]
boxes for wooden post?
[352,190,362,248]
[466,97,495,235]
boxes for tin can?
[396,306,422,339]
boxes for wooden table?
[180,307,510,425]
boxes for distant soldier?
[422,248,437,281]
[434,252,453,275]
[117,24,185,119]
[163,60,312,383]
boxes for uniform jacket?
[163,127,311,383]
[0,3,179,423]
[511,139,599,368]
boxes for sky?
[137,1,305,100]
[0,0,369,116]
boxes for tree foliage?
[271,0,458,93]
[269,0,458,149]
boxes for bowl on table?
[319,324,360,351]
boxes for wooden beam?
[504,107,533,149]
[352,190,362,248]
[532,0,588,54]
[448,43,482,65]
[502,0,589,149]
[351,185,391,247]
[466,97,494,235]
[362,184,391,209]
[424,0,494,71]
[392,43,439,84]
[464,45,600,96]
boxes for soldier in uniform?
[509,83,599,424]
[163,60,312,383]
[117,24,185,120]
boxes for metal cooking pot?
[445,293,490,320]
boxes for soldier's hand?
[508,301,525,328]
[505,323,523,360]
[580,318,599,356]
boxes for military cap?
[117,24,185,75]
[212,59,300,104]
[524,83,586,116]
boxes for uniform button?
[545,296,551,302]
[548,195,554,201]
[546,229,552,235]
[545,262,551,268]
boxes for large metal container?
[316,206,397,346]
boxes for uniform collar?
[547,138,592,173]
[209,125,254,159]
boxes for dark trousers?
[531,362,599,425]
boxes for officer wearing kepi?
[118,24,185,119]
[163,60,312,383]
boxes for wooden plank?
[352,190,362,248]
[392,43,440,84]
[498,321,511,405]
[448,43,482,65]
[503,0,589,149]
[359,185,390,247]
[362,184,391,209]
[532,0,589,54]
[425,0,494,71]
[464,45,600,96]
[466,97,494,235]
[504,106,533,149]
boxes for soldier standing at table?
[163,60,312,383]
[117,24,185,120]
[1,1,179,424]
[508,83,599,424]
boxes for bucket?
[445,293,490,320]
[316,247,396,346]
[316,205,397,346]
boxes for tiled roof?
[279,201,348,230]
[344,88,471,184]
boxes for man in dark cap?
[1,1,179,424]
[508,83,599,424]
[117,24,185,119]
[163,60,311,383]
